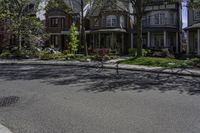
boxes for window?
[154,13,165,25]
[72,16,78,24]
[94,18,99,27]
[155,14,159,24]
[120,16,125,28]
[170,13,175,25]
[61,18,65,29]
[194,10,200,20]
[106,15,117,27]
[148,16,151,25]
[160,13,165,24]
[51,35,58,47]
[51,18,58,27]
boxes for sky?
[182,2,188,28]
[37,1,188,28]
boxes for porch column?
[131,33,134,48]
[93,34,95,49]
[111,32,114,48]
[164,31,167,48]
[147,32,151,48]
[98,33,101,48]
[122,33,124,54]
[186,31,190,55]
[176,32,179,54]
[198,29,200,56]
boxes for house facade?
[45,0,182,55]
[87,0,131,54]
[185,8,200,56]
[45,0,82,51]
[140,0,182,54]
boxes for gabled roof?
[89,0,129,17]
[63,0,81,13]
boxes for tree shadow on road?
[0,65,200,95]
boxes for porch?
[141,31,179,53]
[87,29,129,55]
[186,28,200,56]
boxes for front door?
[154,34,164,49]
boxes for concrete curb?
[0,124,12,133]
[1,60,200,77]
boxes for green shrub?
[12,50,26,58]
[63,50,70,55]
[185,58,200,67]
[142,49,151,57]
[161,49,170,57]
[109,49,118,56]
[51,52,64,60]
[0,50,12,59]
[129,48,137,57]
[39,51,53,60]
[65,54,75,60]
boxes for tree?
[73,0,103,56]
[129,0,145,56]
[186,0,200,8]
[69,24,79,54]
[0,0,45,51]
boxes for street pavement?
[0,64,200,133]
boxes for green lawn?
[119,57,186,68]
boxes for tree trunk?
[136,16,143,57]
[18,29,22,51]
[81,0,88,56]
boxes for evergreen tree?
[69,24,79,55]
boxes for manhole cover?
[0,96,20,107]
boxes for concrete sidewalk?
[0,124,12,133]
[0,59,200,77]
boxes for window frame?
[120,15,125,28]
[106,15,117,27]
[50,18,59,27]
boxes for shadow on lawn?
[0,64,200,95]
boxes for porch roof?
[89,28,127,33]
[184,23,200,31]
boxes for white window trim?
[106,15,117,27]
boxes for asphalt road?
[0,64,200,133]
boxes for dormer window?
[51,18,58,27]
[106,15,117,27]
[120,16,125,28]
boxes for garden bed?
[118,57,188,68]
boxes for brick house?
[86,0,131,54]
[184,8,200,55]
[45,0,81,51]
[45,0,131,54]
[45,0,182,55]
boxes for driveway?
[0,65,200,133]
